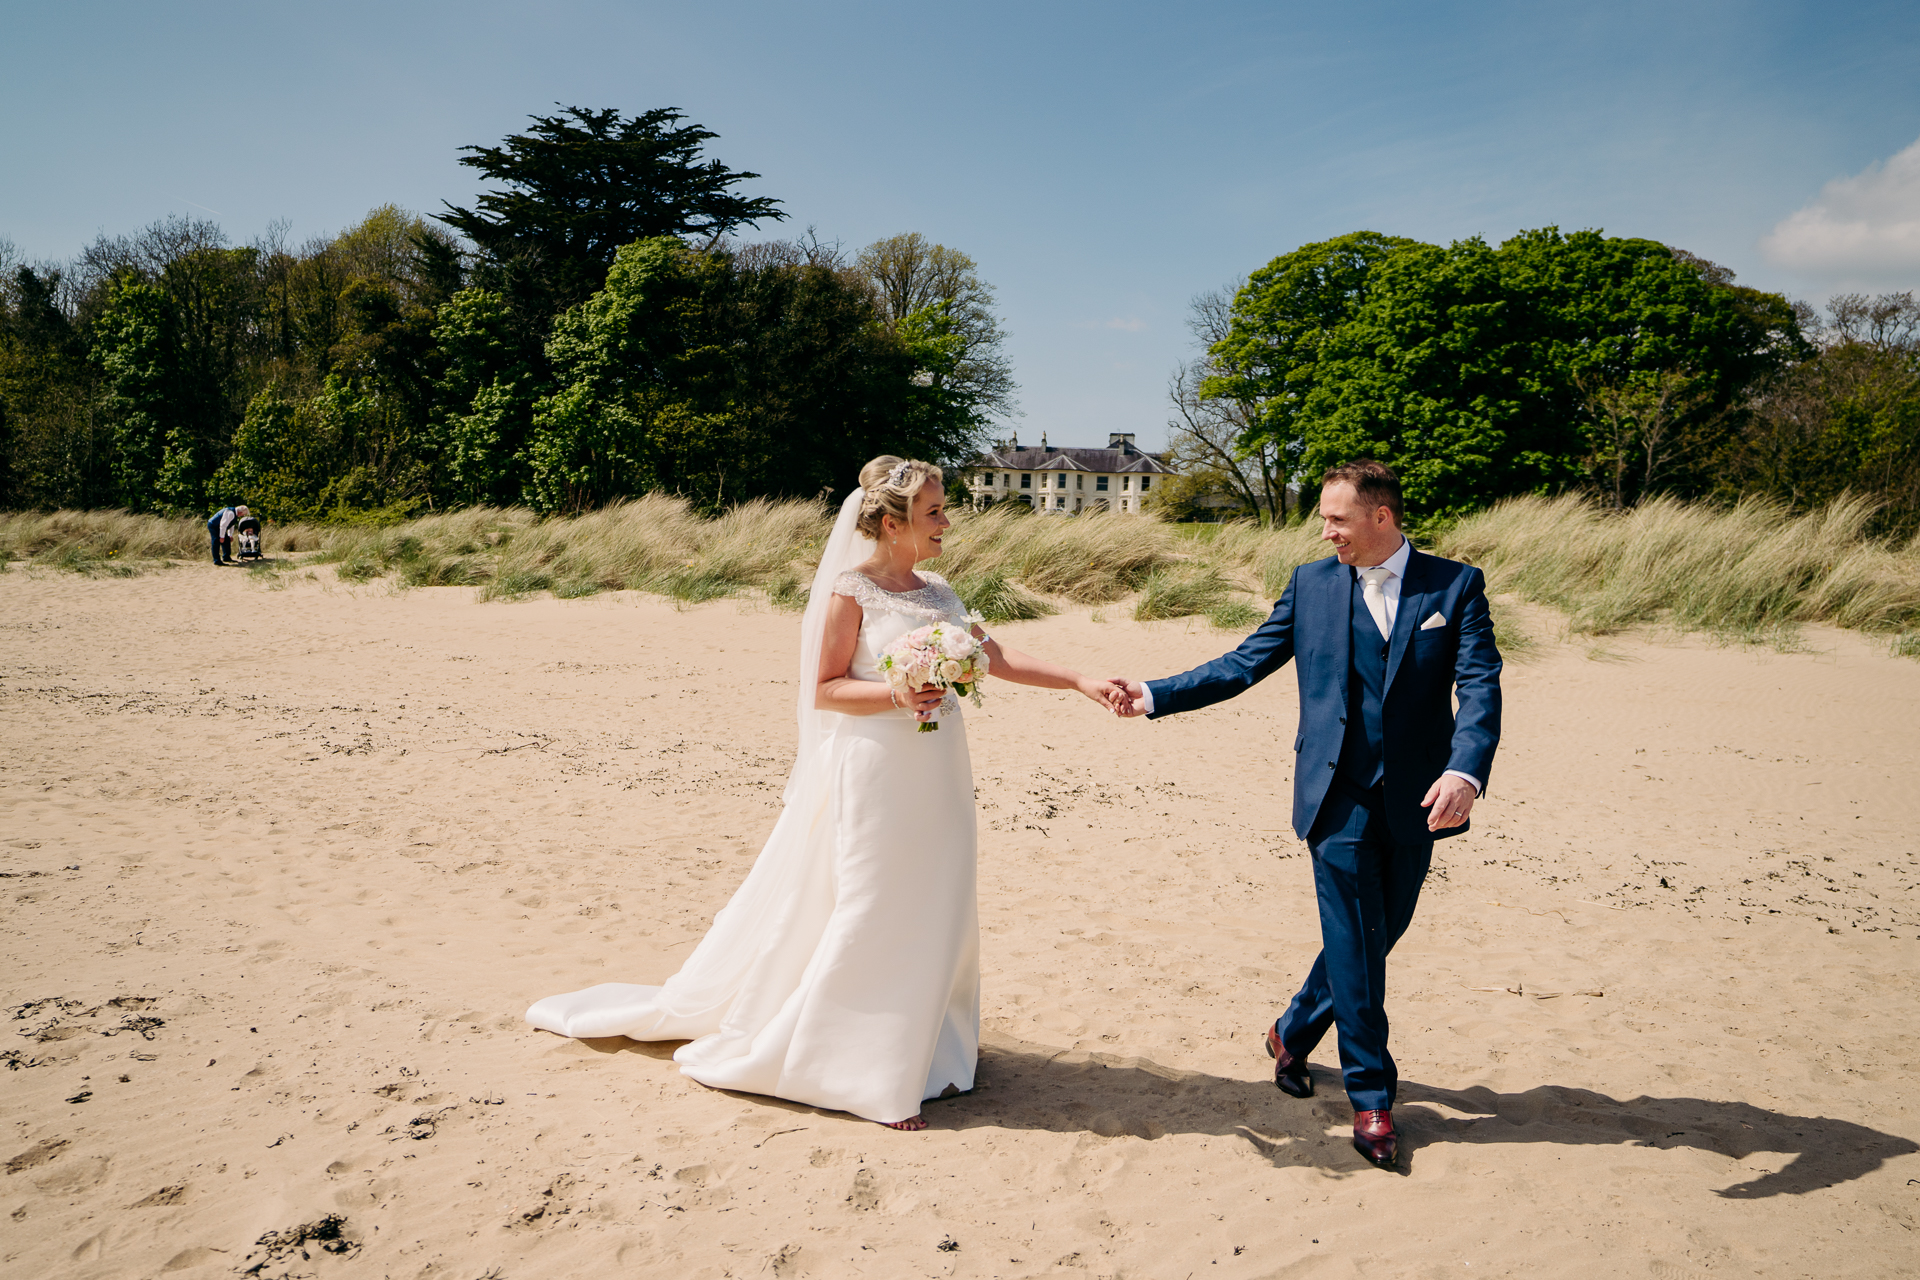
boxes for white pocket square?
[1419,612,1447,630]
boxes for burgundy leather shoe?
[1264,1025,1313,1098]
[1352,1109,1397,1169]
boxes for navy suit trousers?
[1275,780,1433,1112]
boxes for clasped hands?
[1062,676,1143,716]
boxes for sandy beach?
[3,560,1917,1279]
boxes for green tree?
[1499,232,1801,507]
[210,391,310,520]
[1300,236,1548,513]
[76,219,271,510]
[526,235,974,512]
[0,263,111,508]
[712,245,952,501]
[1732,292,1920,532]
[91,274,176,508]
[856,232,1017,425]
[1576,367,1718,510]
[433,287,538,506]
[1213,228,1802,516]
[525,237,728,511]
[1205,230,1419,481]
[440,106,784,332]
[1171,279,1295,522]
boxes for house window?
[1075,474,1083,490]
[1020,474,1031,489]
[1055,496,1066,509]
[1096,476,1109,491]
[1003,473,1011,487]
[1056,474,1067,489]
[1123,477,1133,491]
[1141,476,1152,491]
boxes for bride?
[527,456,1122,1129]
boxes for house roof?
[974,445,1174,475]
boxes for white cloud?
[1104,316,1146,332]
[1761,136,1920,279]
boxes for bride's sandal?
[883,1115,928,1131]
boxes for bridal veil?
[524,489,877,1041]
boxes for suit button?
[1328,762,1336,769]
[1339,717,1347,725]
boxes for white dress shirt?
[1358,534,1412,637]
[1140,535,1482,796]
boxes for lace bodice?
[832,571,977,717]
[831,569,970,626]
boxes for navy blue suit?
[1145,545,1502,1110]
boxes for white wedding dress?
[525,492,980,1125]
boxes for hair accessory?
[889,461,913,488]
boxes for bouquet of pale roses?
[879,622,989,732]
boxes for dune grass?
[6,492,1916,654]
[0,508,329,574]
[937,504,1174,603]
[1432,494,1920,643]
[1175,518,1331,599]
[1132,567,1233,622]
[945,570,1056,623]
[1205,599,1268,631]
[0,509,199,574]
[292,496,829,605]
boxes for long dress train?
[525,560,980,1125]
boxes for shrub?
[1134,568,1234,621]
[1206,599,1266,631]
[949,571,1056,623]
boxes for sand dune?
[3,560,1917,1278]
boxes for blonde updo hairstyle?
[856,456,944,542]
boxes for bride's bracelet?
[889,688,901,710]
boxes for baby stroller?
[235,514,263,560]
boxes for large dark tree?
[524,236,981,512]
[439,106,785,331]
[1729,291,1920,534]
[0,264,110,508]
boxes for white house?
[966,433,1176,514]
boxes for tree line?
[0,107,1014,520]
[1160,229,1920,535]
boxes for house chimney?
[1109,432,1136,452]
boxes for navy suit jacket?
[1145,547,1502,845]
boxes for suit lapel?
[1384,547,1428,694]
[1324,556,1351,686]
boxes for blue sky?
[5,1,1918,449]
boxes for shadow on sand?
[964,1034,1918,1196]
[575,1032,1918,1196]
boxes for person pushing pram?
[207,504,251,565]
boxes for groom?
[1112,460,1501,1169]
